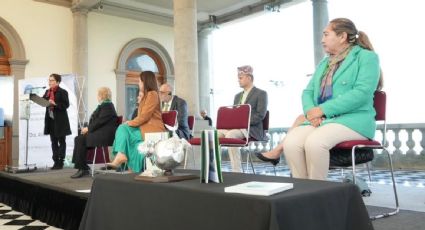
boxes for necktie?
[163,103,170,111]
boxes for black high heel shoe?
[100,163,118,170]
[255,152,280,166]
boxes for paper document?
[225,181,293,196]
[30,93,50,107]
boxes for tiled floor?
[1,162,424,229]
[0,203,62,230]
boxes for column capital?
[8,58,29,66]
[71,7,89,15]
[198,28,213,38]
[114,69,127,78]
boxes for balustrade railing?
[268,123,425,170]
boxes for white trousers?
[282,123,366,180]
[217,129,247,173]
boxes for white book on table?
[224,181,293,196]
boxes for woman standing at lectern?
[43,73,71,170]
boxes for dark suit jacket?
[86,102,118,147]
[43,86,72,137]
[204,115,212,126]
[169,95,191,140]
[233,86,268,141]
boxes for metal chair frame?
[184,115,196,168]
[91,116,124,176]
[329,91,399,220]
[244,111,274,175]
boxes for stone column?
[71,7,89,124]
[198,28,213,118]
[312,0,329,65]
[9,59,28,166]
[173,0,199,116]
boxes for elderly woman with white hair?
[71,87,118,178]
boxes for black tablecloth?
[79,170,373,230]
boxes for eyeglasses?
[159,91,171,95]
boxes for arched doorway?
[0,32,11,75]
[115,38,174,119]
[125,48,166,120]
[0,16,28,168]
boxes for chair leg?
[184,147,188,169]
[370,147,399,220]
[192,147,196,169]
[247,150,256,174]
[91,147,98,177]
[184,145,196,169]
[351,146,399,220]
[366,162,372,182]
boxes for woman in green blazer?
[256,18,383,180]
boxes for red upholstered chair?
[329,91,399,220]
[161,110,178,129]
[188,115,195,136]
[187,104,251,169]
[88,115,123,177]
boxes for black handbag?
[329,148,374,167]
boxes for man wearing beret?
[218,65,268,172]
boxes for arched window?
[124,48,166,120]
[0,33,11,75]
[0,44,5,56]
[116,38,174,119]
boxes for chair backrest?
[374,91,386,121]
[162,110,178,127]
[188,115,195,134]
[117,115,123,125]
[216,104,251,130]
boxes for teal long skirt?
[112,124,144,173]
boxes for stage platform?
[0,168,93,230]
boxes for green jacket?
[302,45,380,139]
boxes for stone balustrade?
[268,123,425,170]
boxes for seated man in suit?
[218,65,268,172]
[200,109,212,126]
[159,83,191,140]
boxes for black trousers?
[50,135,66,164]
[72,135,90,170]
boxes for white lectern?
[6,93,48,173]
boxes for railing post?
[392,129,402,155]
[406,128,416,155]
[420,128,425,156]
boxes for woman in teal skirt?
[107,71,166,173]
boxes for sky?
[210,0,425,128]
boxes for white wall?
[87,12,174,113]
[1,1,175,115]
[0,0,73,77]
